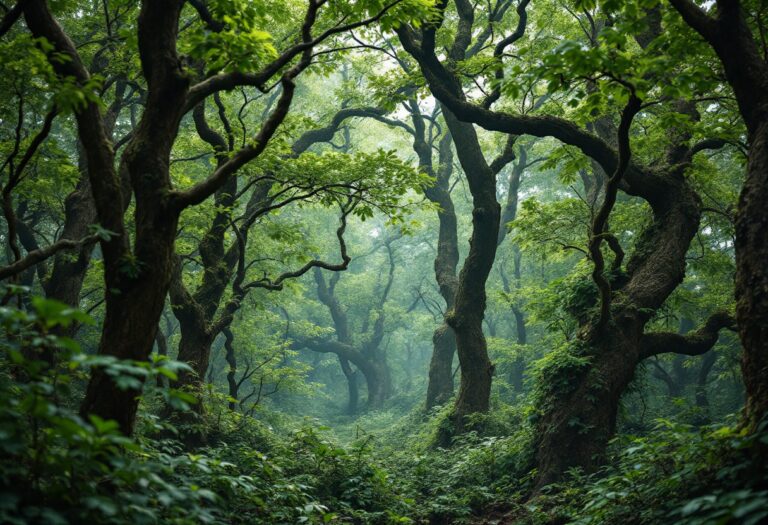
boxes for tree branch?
[588,94,641,333]
[684,137,729,164]
[0,0,24,38]
[490,134,518,175]
[184,0,405,110]
[396,21,672,206]
[640,311,736,359]
[0,234,100,281]
[242,205,352,292]
[667,0,719,42]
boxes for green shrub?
[0,298,410,524]
[564,419,768,525]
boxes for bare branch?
[243,204,353,292]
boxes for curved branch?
[482,0,531,108]
[210,205,352,336]
[172,72,300,210]
[396,24,671,205]
[291,107,394,150]
[667,0,718,41]
[243,205,352,292]
[640,311,736,359]
[292,336,362,364]
[187,0,224,32]
[588,94,641,332]
[683,137,729,164]
[490,134,518,175]
[0,233,100,281]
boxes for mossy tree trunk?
[397,0,524,440]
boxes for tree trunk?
[46,81,125,314]
[426,324,456,408]
[155,327,169,389]
[533,177,703,488]
[80,236,178,433]
[224,328,239,410]
[339,357,359,415]
[411,113,459,411]
[391,0,733,483]
[425,191,459,409]
[441,108,499,438]
[507,250,528,393]
[175,320,216,392]
[694,350,717,424]
[44,177,95,310]
[509,307,527,393]
[736,122,768,428]
[360,358,392,409]
[534,321,644,488]
[670,356,686,398]
[497,144,528,394]
[26,0,314,437]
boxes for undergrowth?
[1,299,766,524]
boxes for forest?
[0,0,767,523]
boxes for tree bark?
[738,124,768,427]
[44,176,97,309]
[532,166,703,486]
[223,327,239,410]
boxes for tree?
[496,141,542,391]
[296,235,400,411]
[667,0,768,431]
[371,1,522,436]
[355,93,461,410]
[393,0,737,485]
[12,0,432,435]
[167,102,405,401]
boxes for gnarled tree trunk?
[306,243,397,411]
